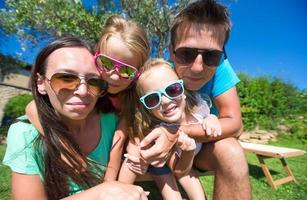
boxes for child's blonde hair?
[96,15,150,69]
[125,58,199,142]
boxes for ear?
[182,93,186,100]
[36,73,47,95]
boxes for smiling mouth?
[185,76,203,81]
[163,106,177,115]
[108,83,121,87]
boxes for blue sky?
[0,0,306,89]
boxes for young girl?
[118,58,221,200]
[93,15,150,181]
[25,15,150,182]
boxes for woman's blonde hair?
[96,15,150,69]
[124,58,199,142]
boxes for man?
[140,0,252,199]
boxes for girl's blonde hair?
[125,58,199,142]
[96,15,150,69]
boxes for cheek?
[203,67,216,79]
[47,93,64,112]
[150,108,162,119]
[174,65,186,77]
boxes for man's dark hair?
[170,0,231,48]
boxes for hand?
[140,126,179,167]
[124,154,148,175]
[177,131,196,152]
[99,181,149,200]
[202,114,222,137]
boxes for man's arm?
[181,87,243,143]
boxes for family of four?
[3,0,252,199]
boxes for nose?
[109,71,121,81]
[160,94,172,106]
[190,54,204,73]
[74,80,89,97]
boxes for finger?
[141,191,149,200]
[140,144,161,161]
[124,153,140,163]
[206,125,212,136]
[128,164,143,174]
[218,128,222,136]
[150,159,166,167]
[140,131,160,148]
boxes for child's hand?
[124,154,148,175]
[202,114,222,137]
[177,131,196,152]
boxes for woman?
[3,37,147,200]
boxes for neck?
[62,110,97,135]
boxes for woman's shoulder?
[6,115,39,147]
[3,115,41,175]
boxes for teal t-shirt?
[3,113,118,195]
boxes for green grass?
[1,134,306,199]
[0,144,11,200]
[140,134,307,200]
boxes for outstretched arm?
[12,172,148,200]
[104,120,128,181]
[118,139,147,184]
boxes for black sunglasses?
[173,47,227,67]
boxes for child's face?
[99,36,139,94]
[139,65,186,123]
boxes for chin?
[108,87,126,94]
[160,113,182,124]
[185,83,205,91]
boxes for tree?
[121,0,189,57]
[0,53,27,81]
[0,0,189,59]
[0,0,111,48]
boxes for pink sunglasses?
[94,53,140,81]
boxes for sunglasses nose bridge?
[74,81,90,96]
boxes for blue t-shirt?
[198,59,240,115]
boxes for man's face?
[170,24,224,91]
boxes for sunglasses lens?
[175,47,224,67]
[87,78,108,96]
[118,66,137,79]
[203,50,223,66]
[144,93,160,109]
[175,48,197,64]
[97,56,114,71]
[165,82,183,98]
[50,73,80,93]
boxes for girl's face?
[100,36,139,94]
[37,47,103,122]
[139,65,186,123]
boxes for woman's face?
[139,65,186,123]
[100,36,139,94]
[37,47,101,121]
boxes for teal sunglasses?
[139,80,184,109]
